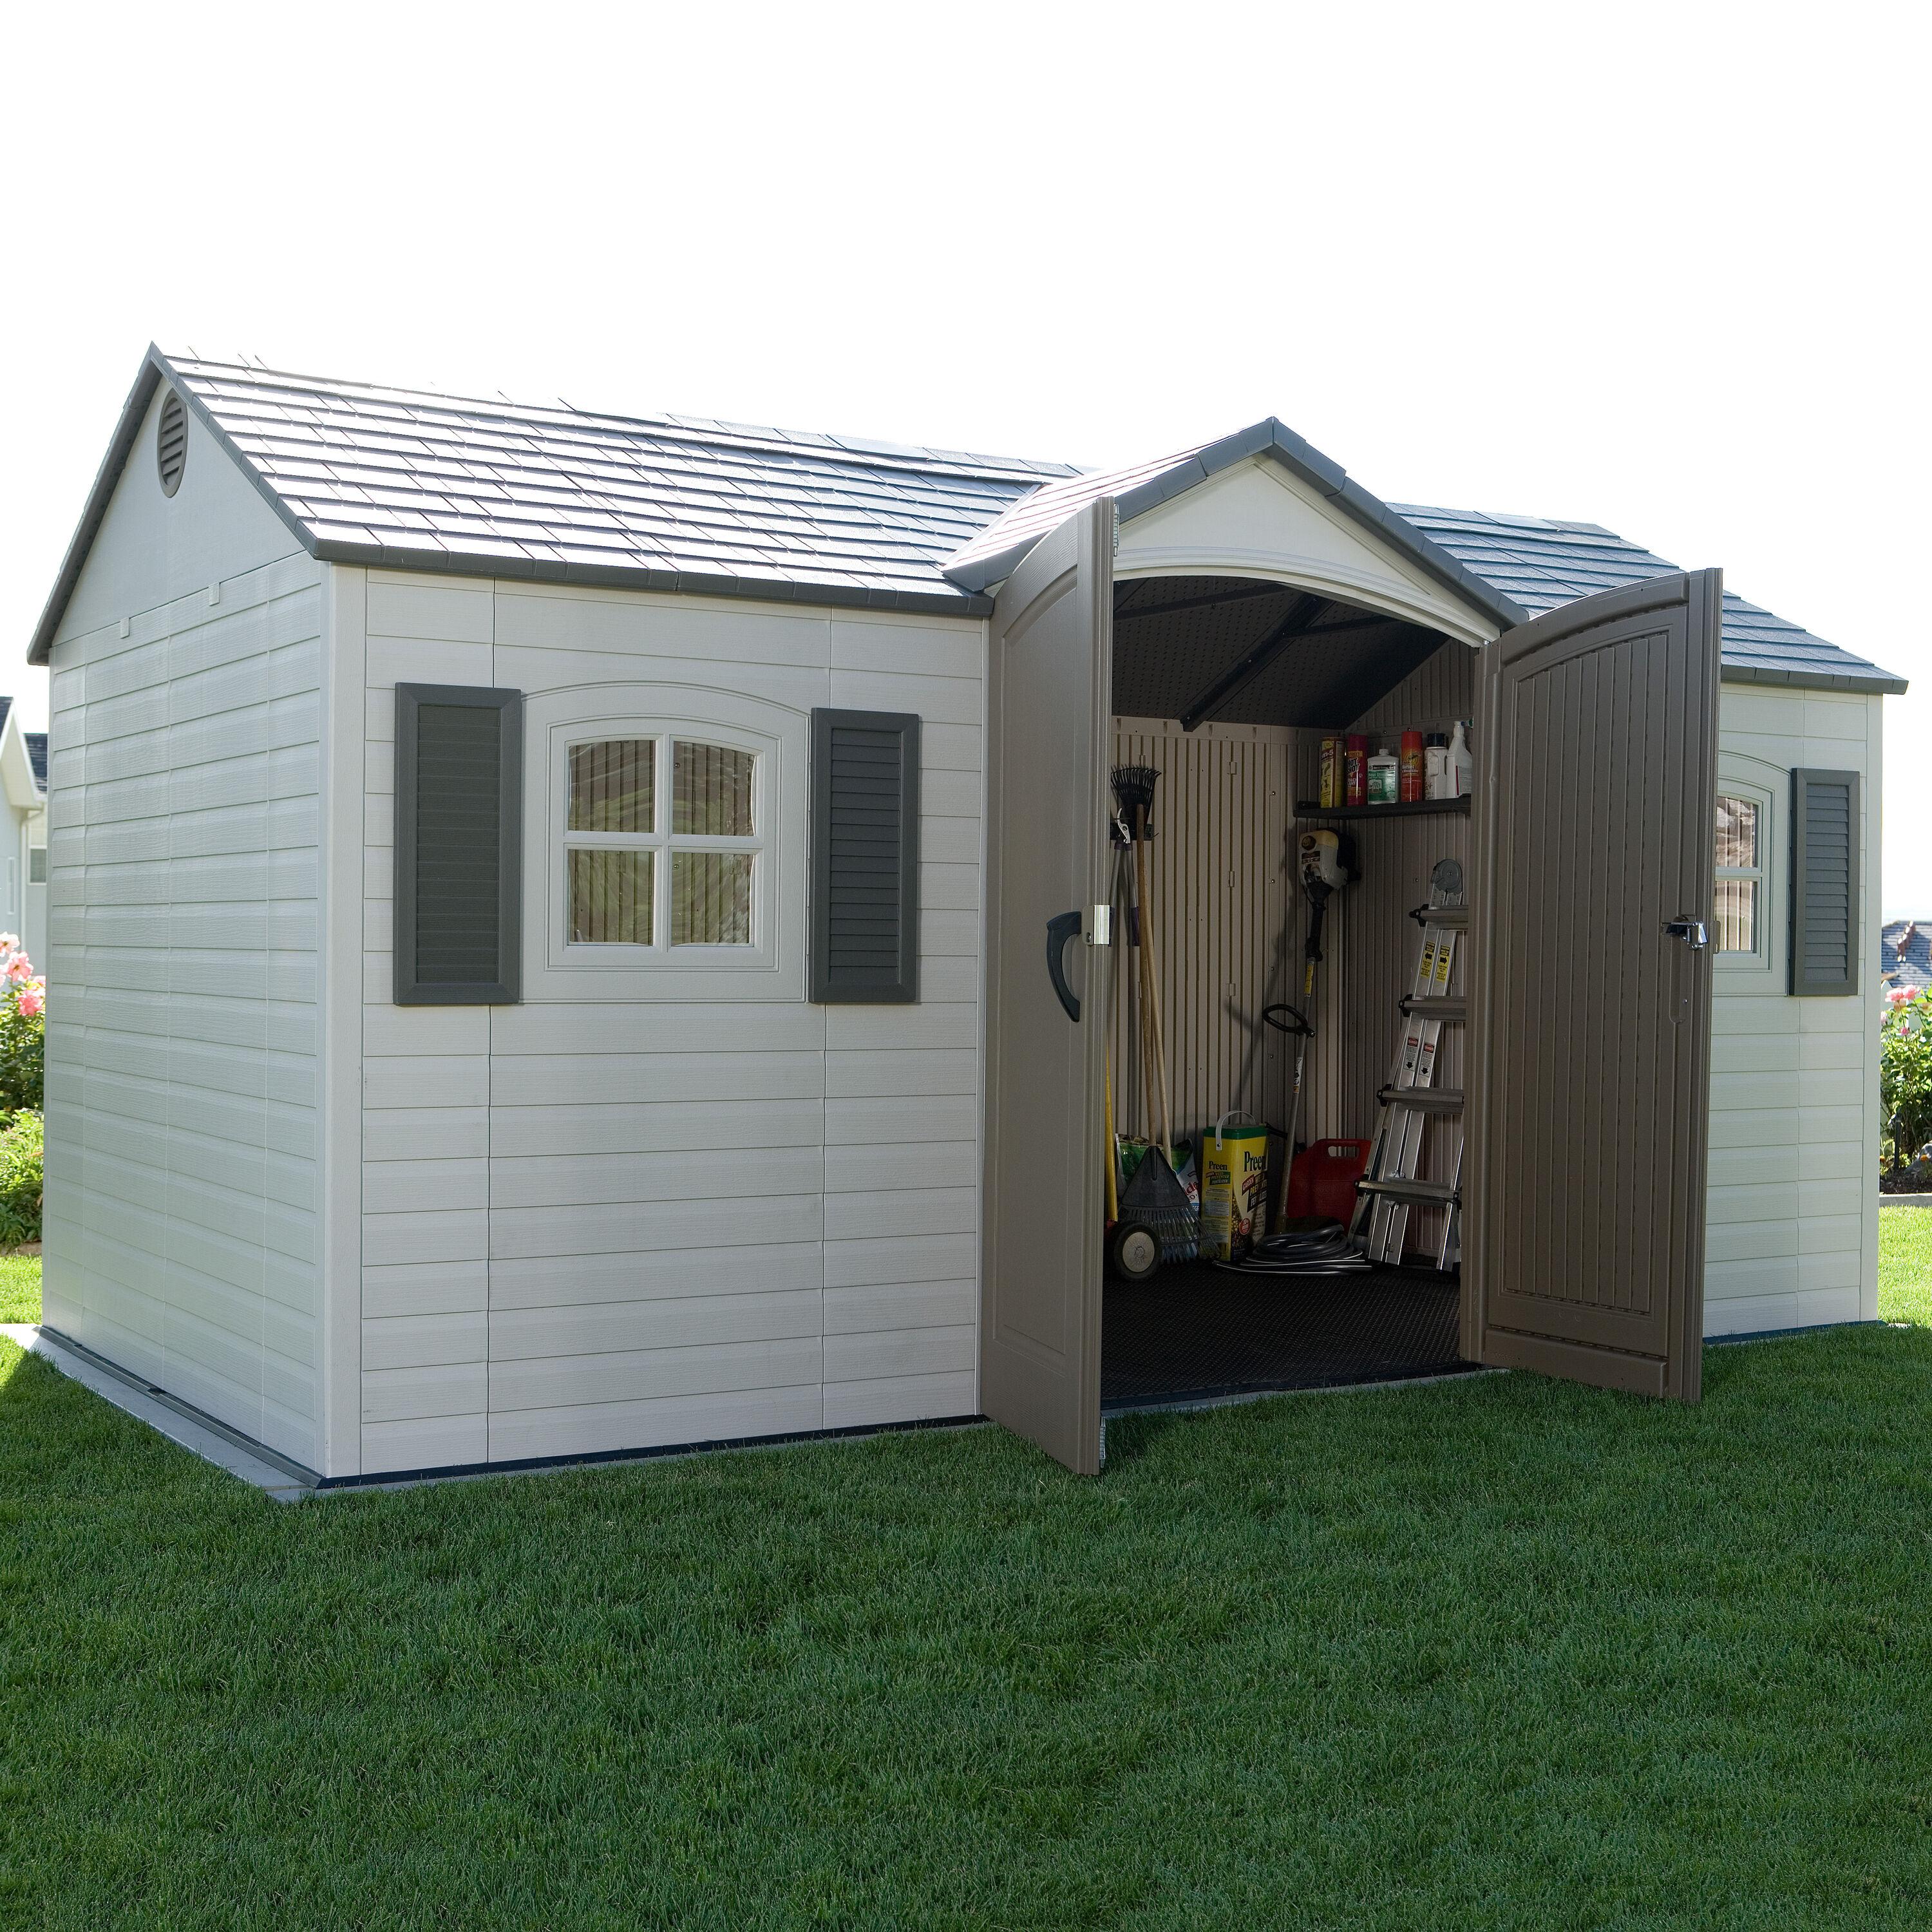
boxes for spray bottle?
[1448,720,1474,799]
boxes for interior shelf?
[1294,795,1472,819]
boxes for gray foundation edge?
[3,1325,317,1501]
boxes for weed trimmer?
[1264,829,1355,1244]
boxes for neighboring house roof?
[24,733,46,791]
[1883,920,1932,992]
[0,697,10,737]
[24,346,1908,697]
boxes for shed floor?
[1101,1261,1476,1411]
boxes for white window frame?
[1714,776,1772,971]
[560,732,764,956]
[527,683,804,1003]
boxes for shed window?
[564,736,760,951]
[1714,793,1763,955]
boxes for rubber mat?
[1101,1261,1477,1410]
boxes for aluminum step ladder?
[1350,859,1467,1269]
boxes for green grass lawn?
[6,1223,1932,1928]
[0,1252,39,1323]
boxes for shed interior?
[1102,575,1482,1409]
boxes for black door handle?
[1046,910,1083,1021]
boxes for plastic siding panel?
[354,573,988,1465]
[1705,687,1880,1328]
[43,500,325,1466]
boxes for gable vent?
[156,390,188,497]
[810,708,920,1004]
[1790,767,1859,996]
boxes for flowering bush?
[0,935,43,1117]
[0,1107,41,1245]
[1881,985,1932,1174]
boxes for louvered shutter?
[394,684,523,1005]
[810,708,920,1004]
[1790,768,1859,996]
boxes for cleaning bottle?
[1345,734,1367,806]
[1399,730,1425,802]
[1448,720,1473,798]
[1424,732,1450,799]
[1367,741,1399,805]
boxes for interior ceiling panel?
[1112,574,1448,728]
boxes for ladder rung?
[1399,996,1466,1021]
[1376,1086,1464,1113]
[1412,905,1470,932]
[1357,1177,1460,1205]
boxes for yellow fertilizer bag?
[1200,1114,1270,1262]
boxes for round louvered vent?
[156,390,187,497]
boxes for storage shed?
[26,346,1906,1481]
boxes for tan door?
[1464,571,1722,1400]
[981,498,1115,1473]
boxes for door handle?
[1663,916,1708,950]
[1046,910,1083,1021]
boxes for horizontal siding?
[1703,687,1880,1334]
[357,576,986,1471]
[43,486,326,1468]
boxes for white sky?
[6,2,1927,905]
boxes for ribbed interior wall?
[1107,719,1294,1148]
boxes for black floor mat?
[1101,1260,1477,1410]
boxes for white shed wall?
[42,388,327,1464]
[1703,685,1882,1335]
[350,571,983,1473]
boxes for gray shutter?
[810,708,920,1004]
[395,684,522,1005]
[1790,768,1859,996]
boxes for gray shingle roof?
[25,350,1907,697]
[1395,506,1904,694]
[24,732,46,790]
[168,352,1072,612]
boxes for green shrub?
[0,940,44,1116]
[1882,987,1932,1171]
[0,1108,43,1245]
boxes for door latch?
[1663,916,1708,950]
[1088,905,1112,946]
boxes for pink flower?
[17,987,41,1019]
[3,954,28,983]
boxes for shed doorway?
[980,498,1721,1473]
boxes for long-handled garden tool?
[1110,763,1194,1264]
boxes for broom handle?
[1134,826,1175,1164]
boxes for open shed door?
[1465,571,1721,1401]
[981,499,1114,1473]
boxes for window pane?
[569,740,655,833]
[672,852,753,945]
[674,743,755,836]
[1715,878,1757,954]
[569,848,653,944]
[1715,795,1757,870]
